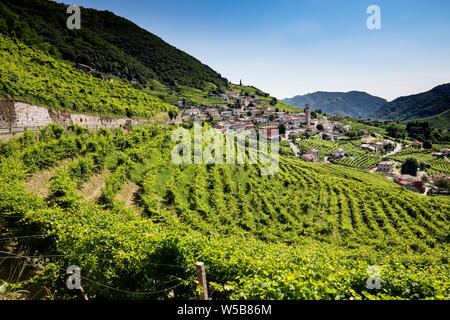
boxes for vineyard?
[389,148,435,164]
[0,34,175,119]
[388,147,450,176]
[427,158,450,176]
[334,154,382,169]
[0,124,449,300]
[294,137,382,168]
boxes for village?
[181,91,352,138]
[180,91,450,196]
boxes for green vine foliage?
[0,124,449,300]
[0,34,176,119]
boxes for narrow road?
[385,142,402,157]
[422,185,431,196]
[285,130,300,157]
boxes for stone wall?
[0,100,147,131]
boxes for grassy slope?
[407,109,450,129]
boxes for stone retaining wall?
[0,100,146,131]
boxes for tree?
[168,110,178,120]
[423,140,432,149]
[406,121,431,142]
[435,178,450,191]
[386,124,406,139]
[316,124,324,131]
[420,162,431,170]
[383,143,394,154]
[401,158,419,176]
[270,98,278,106]
[278,124,287,135]
[344,130,357,138]
[269,113,276,122]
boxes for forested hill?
[0,0,228,89]
[282,91,387,118]
[371,83,450,125]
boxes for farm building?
[301,153,318,162]
[332,148,345,159]
[377,161,395,174]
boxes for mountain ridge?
[371,83,450,124]
[283,83,450,128]
[282,91,387,118]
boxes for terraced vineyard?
[0,125,449,300]
[388,147,450,176]
[0,34,175,119]
[389,148,435,163]
[334,153,383,169]
[427,158,450,176]
[295,137,382,168]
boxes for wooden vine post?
[79,285,89,300]
[196,262,208,300]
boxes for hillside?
[0,0,228,89]
[0,34,175,119]
[0,0,296,113]
[410,109,450,129]
[371,83,450,124]
[1,0,449,302]
[282,91,387,118]
[1,124,449,299]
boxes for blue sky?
[61,0,450,101]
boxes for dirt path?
[115,180,139,208]
[26,159,74,198]
[78,169,110,203]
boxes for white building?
[361,143,376,153]
[253,117,267,125]
[185,108,200,116]
[343,125,352,131]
